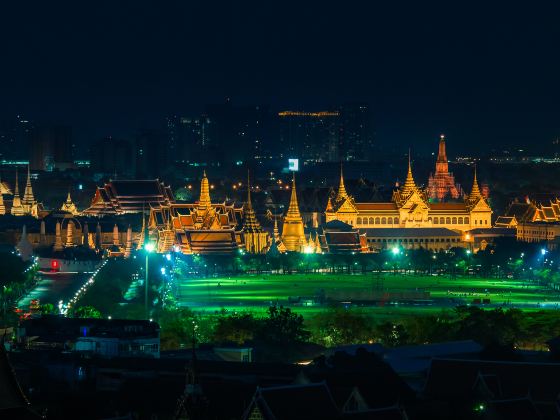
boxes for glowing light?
[541,248,547,255]
[392,247,400,255]
[466,249,471,255]
[165,253,171,261]
[145,243,155,253]
[160,267,166,275]
[304,245,314,254]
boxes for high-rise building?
[339,103,374,161]
[90,137,133,177]
[29,125,73,171]
[135,129,167,178]
[0,115,33,161]
[277,111,341,162]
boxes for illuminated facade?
[60,191,80,215]
[427,135,460,201]
[281,174,306,252]
[241,173,270,254]
[9,167,42,217]
[325,162,492,232]
[83,180,174,216]
[149,172,242,254]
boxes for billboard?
[288,158,299,171]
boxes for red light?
[51,260,59,269]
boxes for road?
[17,272,92,311]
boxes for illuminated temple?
[83,180,174,215]
[427,135,461,201]
[149,172,243,254]
[325,160,492,232]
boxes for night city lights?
[1,2,560,419]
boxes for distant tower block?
[428,135,460,201]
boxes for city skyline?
[1,2,560,154]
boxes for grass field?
[176,273,560,319]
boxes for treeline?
[155,304,560,357]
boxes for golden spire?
[243,170,263,233]
[401,151,417,196]
[469,166,482,202]
[11,169,24,216]
[286,172,302,218]
[281,172,306,252]
[198,170,212,209]
[22,165,35,206]
[336,163,349,202]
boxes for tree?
[260,305,310,344]
[213,312,258,345]
[375,322,410,347]
[313,307,373,347]
[39,303,58,315]
[73,305,102,319]
[158,307,198,350]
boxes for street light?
[144,242,155,319]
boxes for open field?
[176,273,560,319]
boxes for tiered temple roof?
[83,179,174,215]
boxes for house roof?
[423,358,560,403]
[249,382,339,420]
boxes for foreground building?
[281,174,306,252]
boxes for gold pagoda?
[60,191,80,215]
[281,173,306,252]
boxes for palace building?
[149,171,243,255]
[325,160,492,232]
[83,179,174,216]
[427,135,461,201]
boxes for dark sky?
[1,1,560,154]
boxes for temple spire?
[242,170,263,233]
[198,170,212,209]
[11,169,24,216]
[401,151,417,196]
[281,172,306,252]
[286,172,302,218]
[437,134,447,163]
[336,163,349,201]
[469,166,482,202]
[22,165,35,206]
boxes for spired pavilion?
[325,159,492,232]
[149,171,249,255]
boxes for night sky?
[1,1,560,154]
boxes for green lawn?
[176,273,560,319]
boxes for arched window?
[452,217,457,224]
[458,217,463,224]
[433,217,439,224]
[446,217,451,224]
[369,217,374,225]
[357,217,362,225]
[465,217,470,224]
[374,217,379,224]
[440,217,445,224]
[394,217,399,225]
[381,217,387,224]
